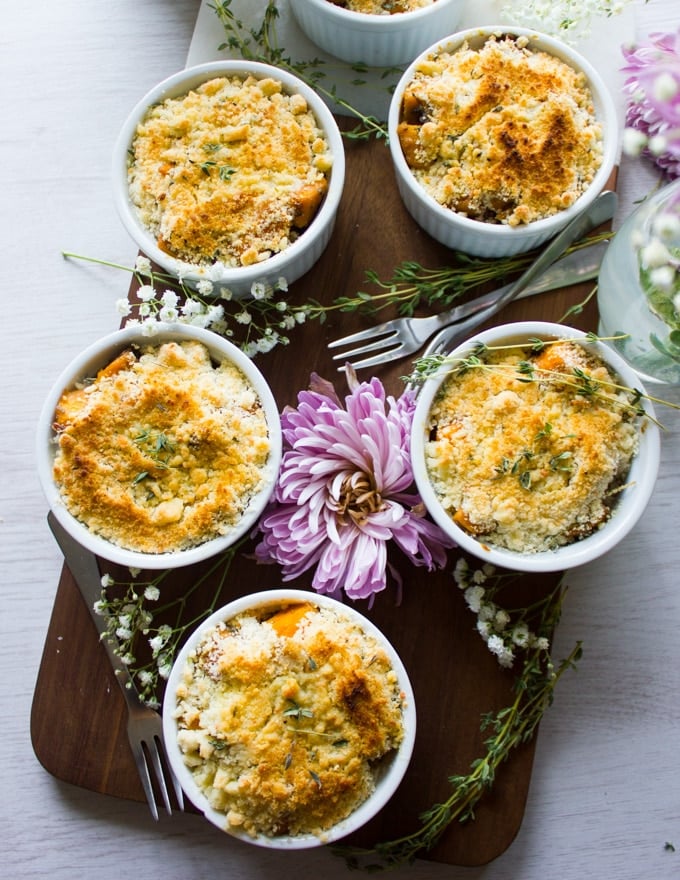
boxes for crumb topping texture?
[397,35,604,225]
[328,0,437,13]
[52,340,272,554]
[174,602,405,838]
[425,341,640,552]
[128,75,333,268]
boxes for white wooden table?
[2,1,679,877]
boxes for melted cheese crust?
[329,0,436,13]
[425,341,641,553]
[397,35,604,225]
[128,75,333,268]
[52,340,272,554]
[174,602,405,839]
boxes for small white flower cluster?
[633,204,680,315]
[114,255,311,356]
[501,0,631,45]
[94,569,175,707]
[454,558,550,668]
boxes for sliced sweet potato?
[268,603,316,637]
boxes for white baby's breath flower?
[640,239,673,269]
[137,284,156,303]
[653,212,680,241]
[144,585,160,602]
[138,670,154,686]
[196,278,214,296]
[235,310,252,325]
[511,623,530,647]
[478,603,496,623]
[157,660,172,680]
[218,286,233,301]
[206,304,225,324]
[486,634,506,657]
[116,626,133,640]
[180,298,203,317]
[101,574,115,588]
[476,619,491,639]
[535,637,550,651]
[257,332,279,354]
[161,289,179,308]
[464,585,485,613]
[93,600,107,616]
[650,265,677,291]
[453,557,469,586]
[653,71,679,102]
[148,635,165,654]
[135,255,152,275]
[250,281,268,300]
[276,276,288,292]
[494,609,511,630]
[622,127,648,157]
[116,298,132,317]
[159,306,179,323]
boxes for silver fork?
[328,194,616,371]
[47,511,184,820]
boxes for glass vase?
[597,178,680,384]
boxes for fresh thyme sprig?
[211,0,390,140]
[94,540,245,706]
[407,334,680,423]
[336,572,581,870]
[337,232,613,317]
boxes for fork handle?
[47,512,143,710]
[421,191,617,358]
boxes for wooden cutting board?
[30,130,615,866]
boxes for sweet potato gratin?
[397,34,603,225]
[328,0,438,12]
[127,74,333,268]
[51,340,272,554]
[424,340,641,553]
[173,600,406,839]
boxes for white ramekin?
[162,588,416,848]
[289,0,466,68]
[388,27,619,258]
[112,61,345,297]
[36,323,282,570]
[410,322,660,573]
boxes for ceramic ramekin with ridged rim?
[36,323,283,570]
[410,322,661,573]
[388,26,619,258]
[162,588,417,849]
[112,60,345,297]
[289,0,466,68]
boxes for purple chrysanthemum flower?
[254,369,455,601]
[622,29,680,178]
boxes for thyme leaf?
[334,584,582,870]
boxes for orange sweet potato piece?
[292,180,328,229]
[268,603,316,637]
[97,349,137,379]
[397,122,425,169]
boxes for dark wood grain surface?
[31,131,614,866]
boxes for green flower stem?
[211,0,388,140]
[336,586,582,870]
